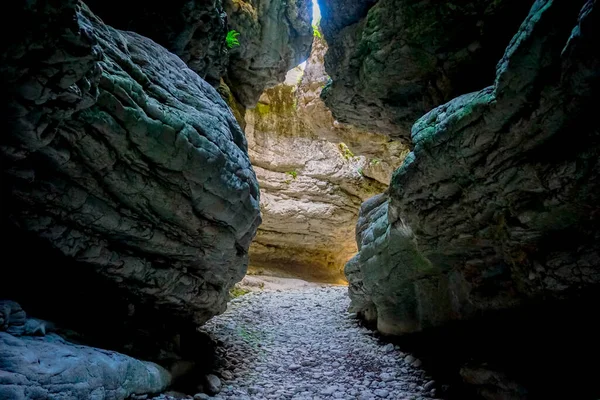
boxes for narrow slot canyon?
[1,1,599,400]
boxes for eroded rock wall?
[319,0,535,139]
[245,36,408,282]
[345,0,600,396]
[224,0,314,106]
[1,0,260,365]
[85,0,314,107]
[348,0,600,336]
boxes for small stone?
[374,389,389,397]
[404,355,416,364]
[411,359,422,368]
[380,372,394,382]
[204,374,222,395]
[220,370,233,380]
[320,385,338,395]
[423,380,435,391]
[382,343,394,352]
[289,364,301,371]
[193,394,210,400]
[248,386,262,395]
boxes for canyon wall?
[0,0,308,396]
[245,36,407,282]
[319,0,534,139]
[332,0,600,397]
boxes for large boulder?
[319,0,534,139]
[348,0,600,337]
[83,0,230,86]
[0,0,260,361]
[0,332,170,400]
[0,301,171,400]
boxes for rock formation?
[341,0,600,397]
[346,0,600,336]
[83,0,230,86]
[224,0,314,106]
[0,300,171,400]
[319,0,535,139]
[245,36,407,282]
[86,0,315,107]
[1,0,263,395]
[1,0,260,329]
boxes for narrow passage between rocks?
[200,286,439,400]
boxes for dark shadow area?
[0,216,218,393]
[374,292,600,399]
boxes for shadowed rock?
[347,0,600,335]
[1,0,260,346]
[319,0,534,139]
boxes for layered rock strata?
[246,36,408,282]
[86,0,315,107]
[345,0,600,396]
[0,0,260,380]
[319,0,535,139]
[347,0,600,336]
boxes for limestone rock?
[346,0,600,334]
[0,332,171,400]
[224,0,314,106]
[204,374,222,395]
[319,0,535,139]
[84,0,314,108]
[84,0,229,86]
[1,0,260,343]
[244,37,403,282]
[296,36,409,184]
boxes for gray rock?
[204,374,222,395]
[84,0,314,108]
[382,343,394,353]
[1,0,260,348]
[193,394,210,400]
[83,0,229,86]
[0,332,170,400]
[344,0,600,336]
[321,385,338,395]
[224,0,313,106]
[319,0,533,138]
[221,370,234,381]
[404,355,416,365]
[423,381,435,392]
[0,301,26,336]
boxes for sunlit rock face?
[245,36,408,282]
[319,0,534,139]
[347,0,600,336]
[0,0,260,365]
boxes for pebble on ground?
[187,286,439,400]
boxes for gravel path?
[200,286,439,400]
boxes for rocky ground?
[195,286,439,400]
